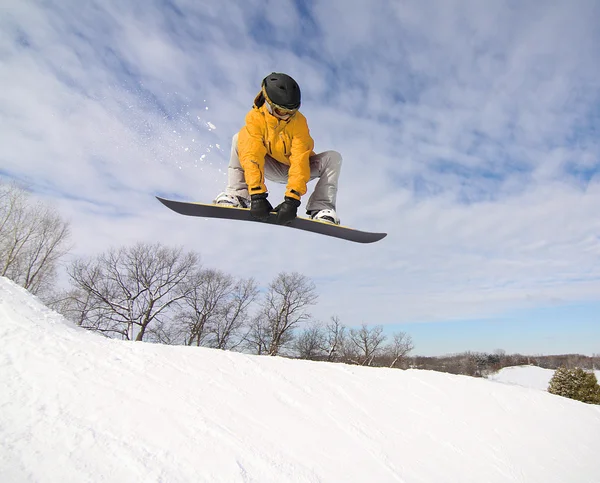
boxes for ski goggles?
[272,104,296,118]
[266,102,296,120]
[261,86,298,119]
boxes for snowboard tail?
[156,197,386,244]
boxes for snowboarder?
[213,72,342,225]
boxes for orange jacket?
[237,103,315,200]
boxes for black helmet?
[262,73,301,110]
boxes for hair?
[253,91,265,108]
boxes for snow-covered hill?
[1,277,599,483]
[489,365,600,391]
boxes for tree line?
[0,180,413,367]
[56,242,414,366]
[410,351,600,377]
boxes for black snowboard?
[156,197,386,244]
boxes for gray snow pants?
[225,133,342,213]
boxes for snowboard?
[156,197,387,244]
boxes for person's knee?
[325,150,342,168]
[232,132,239,154]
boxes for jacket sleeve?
[237,109,267,195]
[286,115,314,200]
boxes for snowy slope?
[488,365,559,391]
[1,277,600,483]
[488,365,600,392]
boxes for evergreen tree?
[548,367,600,405]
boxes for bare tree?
[63,262,127,337]
[67,243,198,341]
[0,180,71,296]
[50,287,101,328]
[211,277,258,350]
[145,318,187,345]
[323,315,346,362]
[386,331,414,368]
[176,269,258,349]
[294,323,326,360]
[179,269,234,346]
[338,332,360,364]
[348,323,386,366]
[245,314,270,355]
[249,272,317,356]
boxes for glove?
[274,197,301,225]
[250,193,273,221]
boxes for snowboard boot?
[213,192,250,208]
[309,209,340,225]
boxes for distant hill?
[488,365,600,391]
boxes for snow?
[489,365,600,392]
[1,277,600,483]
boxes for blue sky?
[2,0,599,356]
[392,302,600,356]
